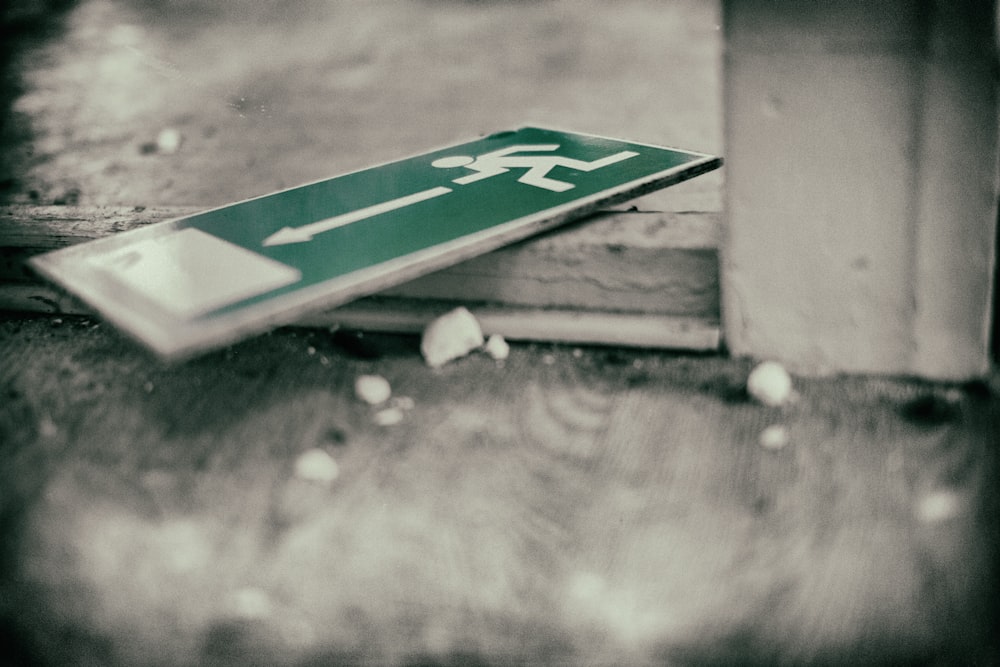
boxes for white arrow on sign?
[262,185,453,247]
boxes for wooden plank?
[0,284,720,351]
[302,298,721,351]
[1,203,721,350]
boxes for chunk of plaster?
[747,361,793,407]
[484,334,510,361]
[294,448,340,484]
[420,307,484,368]
[758,424,790,449]
[355,374,391,405]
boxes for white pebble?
[915,490,962,524]
[373,406,405,426]
[354,374,391,405]
[758,424,790,450]
[484,334,510,361]
[747,361,793,407]
[156,127,182,154]
[293,448,340,485]
[420,307,484,368]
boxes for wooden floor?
[1,315,998,665]
[1,2,998,664]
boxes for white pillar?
[721,1,997,379]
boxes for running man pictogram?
[431,144,640,192]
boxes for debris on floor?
[293,448,340,485]
[156,128,183,155]
[353,373,414,426]
[372,395,416,427]
[420,307,484,368]
[484,334,510,361]
[914,489,963,524]
[354,374,392,405]
[758,424,790,450]
[747,360,794,407]
[373,406,406,426]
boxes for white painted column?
[721,1,997,379]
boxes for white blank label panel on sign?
[86,228,302,320]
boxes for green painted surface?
[182,127,714,318]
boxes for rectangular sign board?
[30,127,721,360]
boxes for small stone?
[293,448,340,485]
[156,127,182,154]
[915,490,962,524]
[306,346,316,356]
[143,381,155,393]
[373,406,405,426]
[747,361,793,407]
[420,307,484,368]
[542,354,556,365]
[354,374,391,405]
[758,424,790,450]
[484,334,510,361]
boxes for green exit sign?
[30,127,721,360]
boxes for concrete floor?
[1,2,999,666]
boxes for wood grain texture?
[1,315,996,665]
